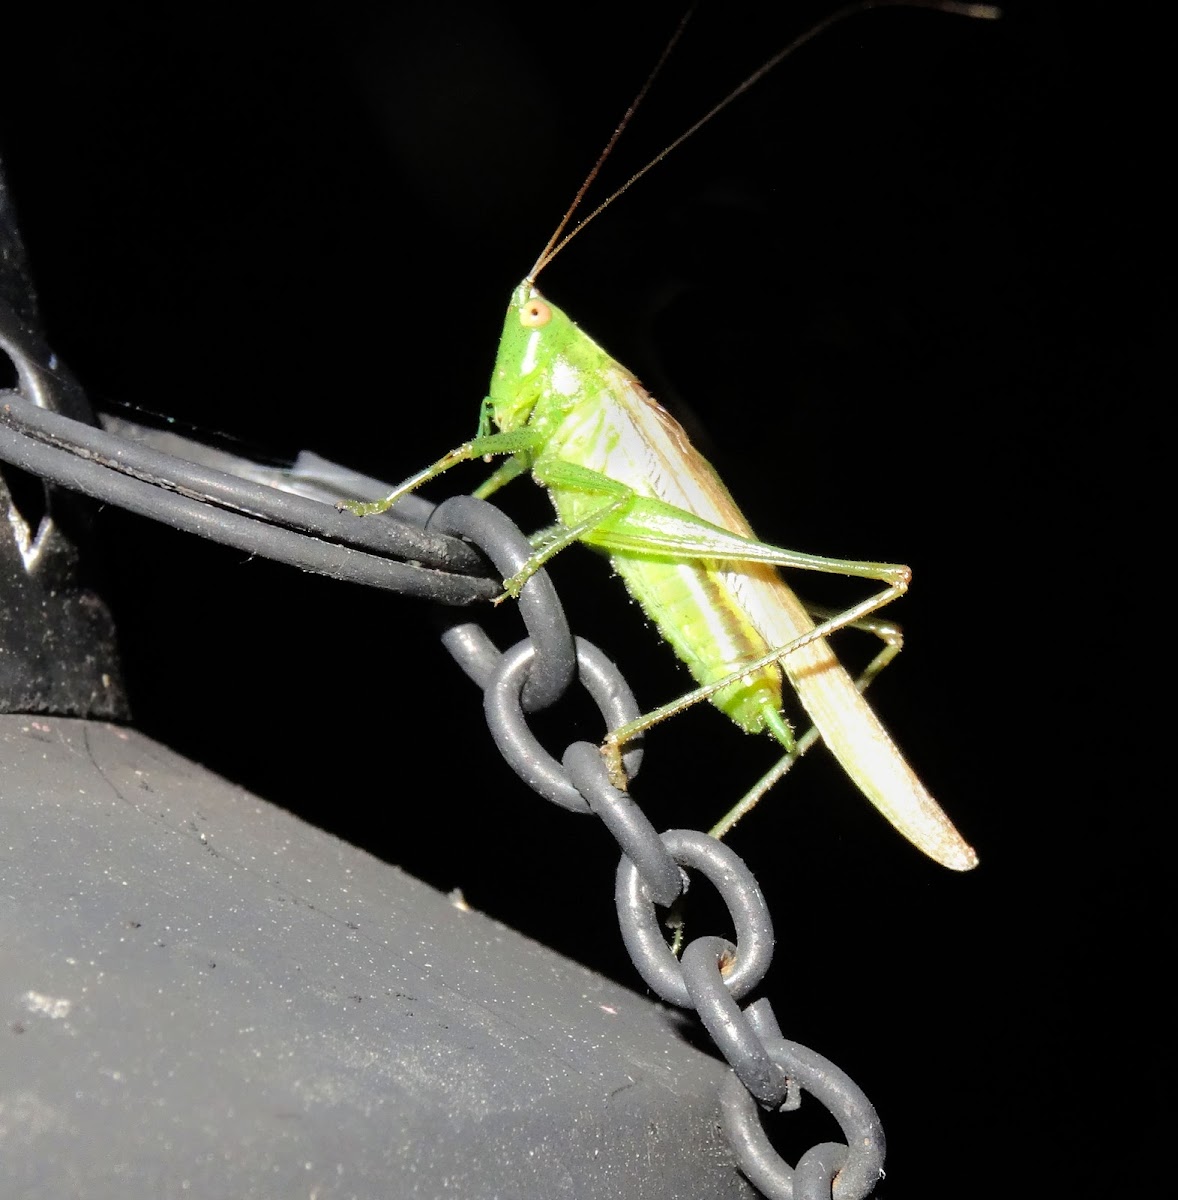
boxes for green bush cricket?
[349,1,995,870]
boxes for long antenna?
[525,7,698,283]
[527,0,1000,282]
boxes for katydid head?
[488,282,586,435]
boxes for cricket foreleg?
[338,426,542,517]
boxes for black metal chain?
[0,384,885,1197]
[426,494,886,1200]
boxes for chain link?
[616,827,775,1008]
[719,1019,886,1199]
[427,496,577,712]
[432,493,885,1200]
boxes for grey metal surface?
[0,716,755,1199]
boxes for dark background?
[1,2,1164,1195]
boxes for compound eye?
[519,298,551,328]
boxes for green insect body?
[350,3,999,870]
[489,286,795,738]
[477,282,977,872]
